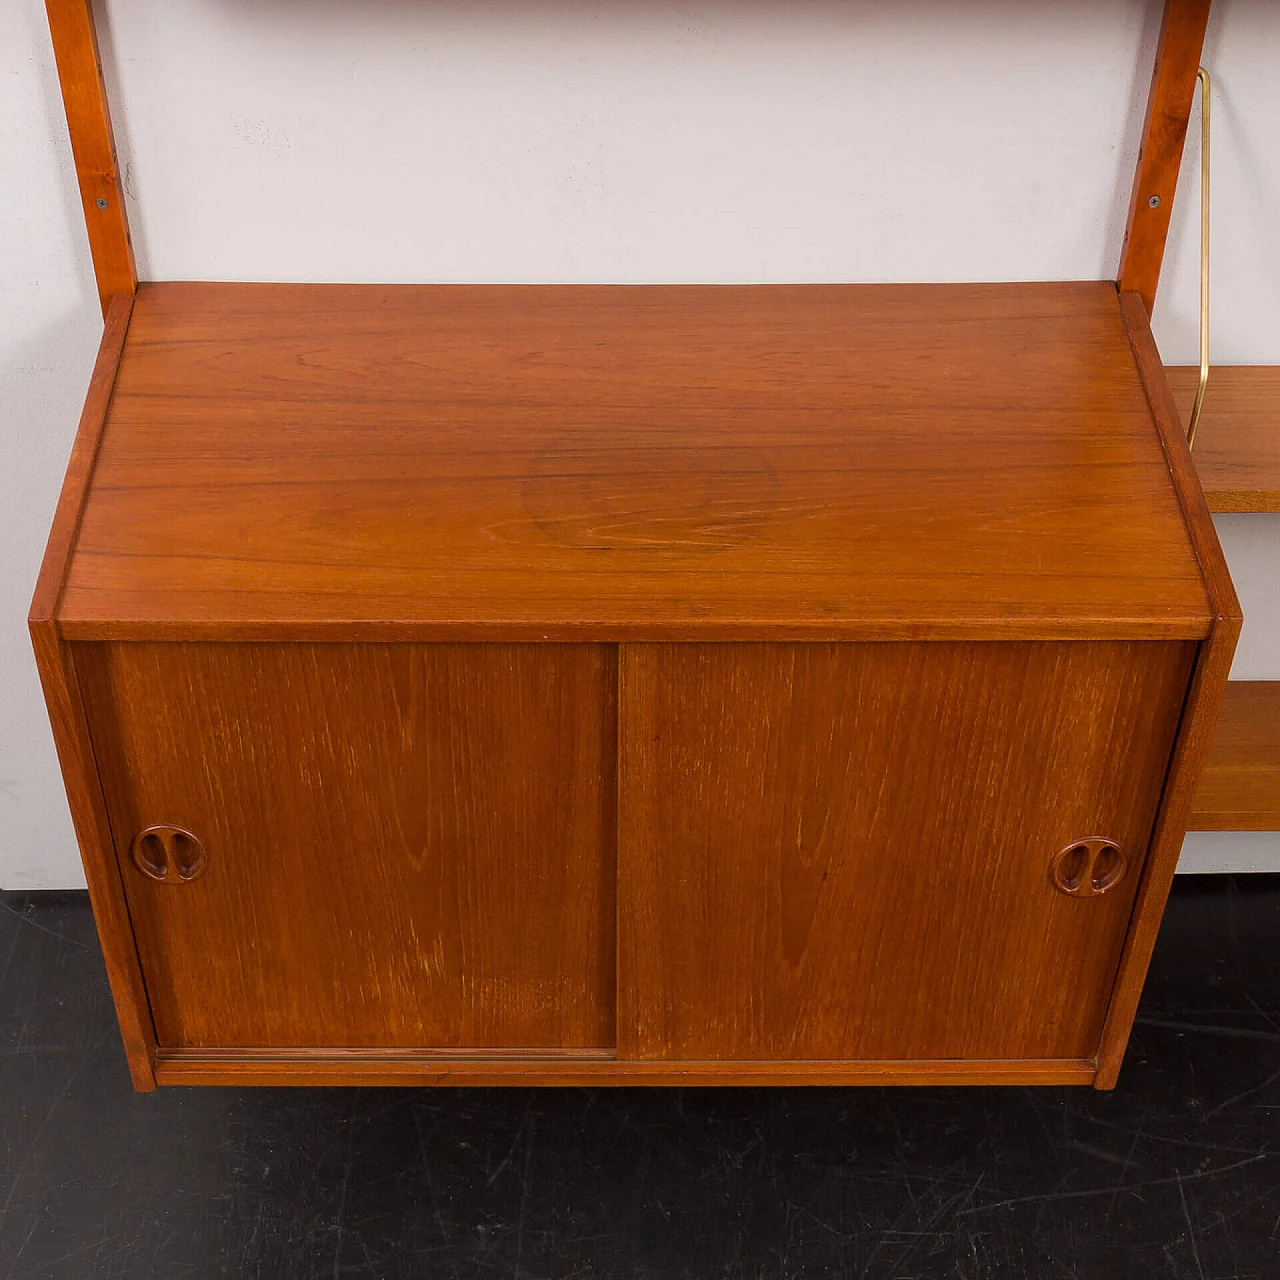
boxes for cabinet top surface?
[59,280,1211,641]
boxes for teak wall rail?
[51,0,1212,320]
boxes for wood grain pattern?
[44,0,136,313]
[618,641,1194,1063]
[28,295,155,1090]
[1189,683,1280,831]
[59,281,1211,642]
[1095,294,1241,1089]
[75,642,616,1051]
[152,1052,1096,1088]
[1117,0,1213,315]
[1167,366,1280,512]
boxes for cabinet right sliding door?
[617,641,1194,1064]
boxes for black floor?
[1,879,1277,1279]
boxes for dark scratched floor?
[1,877,1278,1279]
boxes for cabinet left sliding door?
[74,642,617,1054]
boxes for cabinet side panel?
[29,635,157,1089]
[27,297,154,1089]
[1097,296,1244,1087]
[77,642,616,1051]
[618,641,1194,1063]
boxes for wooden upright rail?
[45,0,136,314]
[49,0,1211,325]
[1118,0,1213,316]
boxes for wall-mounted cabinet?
[34,281,1237,1088]
[34,0,1255,1092]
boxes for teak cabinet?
[34,281,1239,1090]
[33,0,1239,1096]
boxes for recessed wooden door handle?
[130,826,207,884]
[1050,838,1126,898]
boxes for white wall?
[2,0,1277,888]
[2,0,104,889]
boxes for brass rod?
[1187,66,1210,449]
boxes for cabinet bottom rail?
[152,1050,1100,1088]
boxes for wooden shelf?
[1166,366,1280,513]
[1189,682,1280,831]
[1170,366,1279,829]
